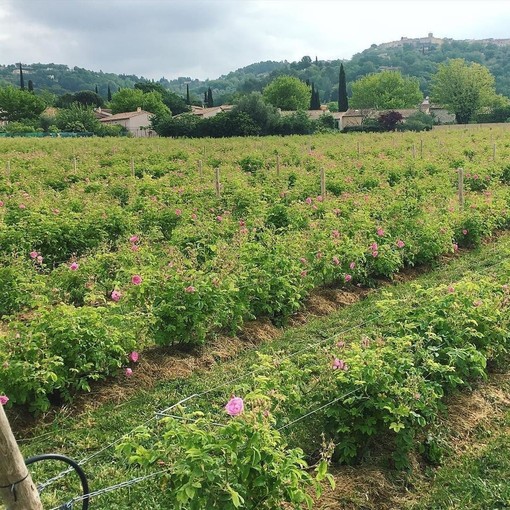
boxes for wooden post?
[320,167,326,199]
[412,144,416,159]
[420,139,423,159]
[5,161,10,183]
[308,141,312,154]
[458,167,464,209]
[198,160,203,178]
[276,155,280,177]
[214,167,221,198]
[493,143,496,161]
[0,405,43,509]
[357,141,360,156]
[130,157,135,178]
[73,157,77,173]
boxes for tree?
[263,75,310,111]
[378,110,403,131]
[28,80,34,93]
[350,70,422,109]
[134,82,189,115]
[95,84,98,94]
[338,63,348,112]
[72,90,104,107]
[0,86,46,121]
[207,87,213,108]
[55,104,101,132]
[233,92,279,134]
[109,88,170,117]
[431,58,502,124]
[19,63,24,90]
[107,84,112,102]
[186,84,190,105]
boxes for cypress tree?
[95,84,98,94]
[315,89,320,109]
[338,63,348,112]
[310,83,315,109]
[19,63,24,90]
[207,87,213,107]
[186,84,190,105]
[107,84,112,101]
[28,79,34,93]
[204,91,207,106]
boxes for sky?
[1,0,510,81]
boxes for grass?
[4,233,510,509]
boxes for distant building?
[98,107,157,137]
[175,105,234,119]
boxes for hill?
[1,35,510,104]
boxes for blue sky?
[1,0,509,80]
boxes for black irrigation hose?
[25,454,90,510]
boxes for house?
[175,105,234,119]
[280,107,346,130]
[420,97,456,124]
[93,107,112,120]
[340,108,421,129]
[98,107,157,137]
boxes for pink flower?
[463,229,468,235]
[453,243,459,252]
[300,270,308,278]
[225,396,244,416]
[36,255,43,264]
[332,256,340,266]
[447,286,455,294]
[19,203,26,209]
[344,274,352,282]
[361,337,370,348]
[333,208,340,216]
[0,201,4,207]
[131,244,140,252]
[111,290,122,302]
[131,274,142,285]
[316,251,323,259]
[239,220,245,227]
[372,251,378,258]
[332,358,348,370]
[370,242,378,251]
[216,215,223,222]
[69,262,79,271]
[30,251,38,259]
[185,285,196,293]
[125,368,133,377]
[331,230,340,238]
[175,209,182,216]
[377,227,385,237]
[129,351,139,363]
[191,213,197,220]
[349,262,356,270]
[305,197,312,205]
[53,208,59,215]
[129,235,139,243]
[473,300,482,307]
[396,239,405,249]
[0,395,8,406]
[299,257,307,265]
[336,341,345,348]
[316,195,324,202]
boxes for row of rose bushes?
[116,263,510,509]
[0,188,509,412]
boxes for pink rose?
[125,368,133,377]
[131,275,142,285]
[332,358,348,371]
[0,395,9,406]
[396,240,405,249]
[129,235,139,243]
[19,203,26,209]
[372,251,378,258]
[216,215,223,222]
[225,396,244,416]
[331,230,340,239]
[129,351,139,363]
[305,197,312,205]
[344,274,352,282]
[175,209,182,216]
[463,229,468,235]
[336,341,345,348]
[30,251,38,259]
[36,255,43,264]
[111,290,122,302]
[370,242,378,251]
[131,244,140,252]
[185,285,196,293]
[69,262,79,271]
[377,227,385,237]
[349,262,356,270]
[332,256,340,266]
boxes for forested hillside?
[1,37,509,104]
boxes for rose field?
[1,128,510,509]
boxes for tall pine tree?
[338,63,348,112]
[107,84,112,102]
[310,83,315,109]
[186,84,190,105]
[95,84,98,94]
[207,87,213,108]
[28,80,34,93]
